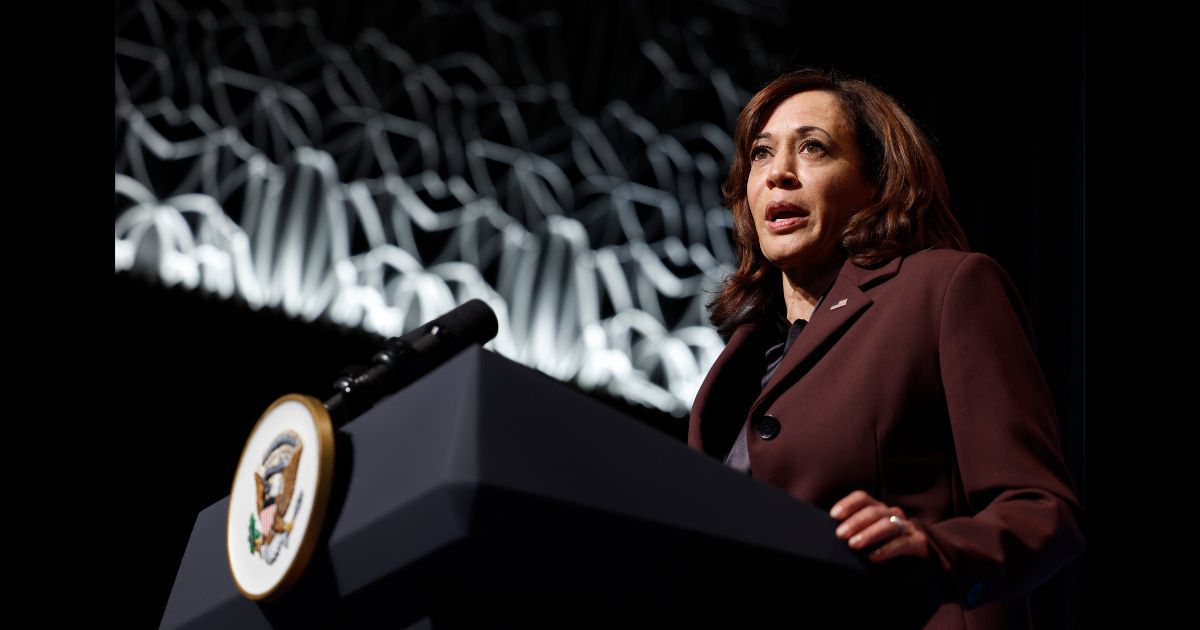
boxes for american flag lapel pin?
[830,298,848,310]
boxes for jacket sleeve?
[907,252,1084,609]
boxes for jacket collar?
[746,254,904,418]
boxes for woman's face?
[746,90,876,275]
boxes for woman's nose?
[767,156,799,189]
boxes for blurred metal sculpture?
[115,0,784,415]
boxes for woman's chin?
[763,246,843,276]
[762,245,815,268]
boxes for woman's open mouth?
[765,201,808,232]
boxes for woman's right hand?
[830,490,929,563]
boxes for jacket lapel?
[691,320,768,457]
[747,254,904,419]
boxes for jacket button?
[755,414,781,440]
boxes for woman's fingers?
[829,490,930,561]
[829,489,875,520]
[843,511,908,550]
[868,518,929,562]
[832,492,901,539]
[831,490,906,545]
[834,503,889,539]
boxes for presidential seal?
[249,430,303,564]
[227,394,334,601]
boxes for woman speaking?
[687,68,1084,629]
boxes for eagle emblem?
[247,430,304,564]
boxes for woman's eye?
[800,140,826,154]
[750,146,770,160]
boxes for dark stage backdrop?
[115,1,1085,627]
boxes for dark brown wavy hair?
[708,68,969,335]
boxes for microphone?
[324,299,499,425]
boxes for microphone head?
[432,298,499,346]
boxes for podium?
[161,345,940,628]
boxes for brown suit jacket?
[687,249,1084,629]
